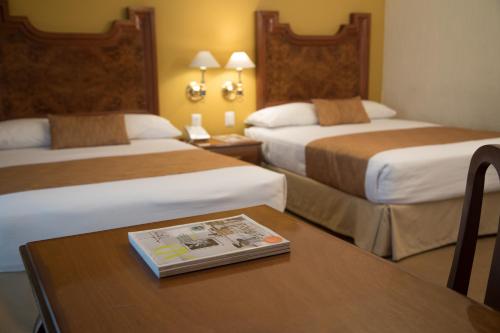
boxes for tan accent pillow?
[49,113,130,149]
[312,97,370,126]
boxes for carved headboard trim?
[0,0,159,120]
[255,11,370,109]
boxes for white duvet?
[245,119,500,204]
[0,139,286,271]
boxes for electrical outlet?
[191,113,202,126]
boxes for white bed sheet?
[245,119,500,204]
[0,139,286,271]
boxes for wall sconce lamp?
[222,51,255,101]
[186,51,220,102]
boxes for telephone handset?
[185,125,210,142]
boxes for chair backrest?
[448,144,500,310]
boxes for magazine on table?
[129,214,290,278]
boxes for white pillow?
[245,101,397,128]
[245,103,317,128]
[0,114,181,150]
[0,118,50,150]
[125,114,182,139]
[362,100,397,119]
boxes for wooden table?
[21,205,500,333]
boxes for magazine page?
[129,214,289,269]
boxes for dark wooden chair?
[448,144,500,310]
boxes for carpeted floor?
[0,237,495,333]
[0,272,38,333]
[395,236,496,304]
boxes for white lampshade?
[225,51,255,70]
[189,51,220,69]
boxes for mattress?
[245,119,500,204]
[0,139,286,271]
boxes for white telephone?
[185,125,210,142]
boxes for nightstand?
[191,135,262,165]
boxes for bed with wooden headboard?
[0,0,286,274]
[247,10,500,260]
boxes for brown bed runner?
[0,149,248,195]
[306,126,499,198]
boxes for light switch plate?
[225,111,235,127]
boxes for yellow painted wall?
[10,0,385,135]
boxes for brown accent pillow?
[49,113,130,149]
[312,97,370,126]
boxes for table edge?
[20,245,60,333]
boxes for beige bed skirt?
[267,164,500,260]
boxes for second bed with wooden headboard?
[246,11,500,260]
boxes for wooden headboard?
[0,0,159,121]
[255,11,370,109]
